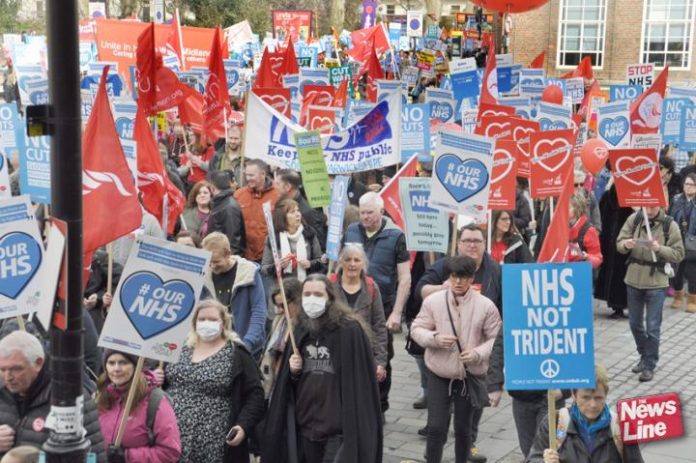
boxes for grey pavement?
[383,297,696,462]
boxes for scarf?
[279,225,308,281]
[571,403,611,453]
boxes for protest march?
[0,0,695,461]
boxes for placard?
[294,131,331,207]
[401,103,431,162]
[597,101,631,148]
[489,139,518,210]
[429,129,493,223]
[326,176,350,261]
[502,262,595,390]
[0,196,47,319]
[660,98,692,145]
[537,102,572,131]
[529,129,575,198]
[566,77,585,104]
[426,88,456,123]
[679,105,696,151]
[400,178,448,253]
[617,393,684,444]
[609,148,666,208]
[98,236,211,363]
[610,85,643,104]
[627,63,654,88]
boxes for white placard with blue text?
[0,103,24,197]
[326,176,350,261]
[98,236,211,363]
[566,77,585,104]
[660,98,692,145]
[537,102,572,131]
[679,105,696,151]
[429,129,493,223]
[503,262,595,390]
[299,68,330,95]
[426,88,456,123]
[20,114,52,204]
[400,178,448,253]
[597,101,631,148]
[0,196,46,319]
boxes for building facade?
[509,0,696,84]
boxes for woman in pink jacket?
[96,350,181,463]
[411,256,501,463]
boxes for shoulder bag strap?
[444,292,463,354]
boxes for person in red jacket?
[568,193,603,269]
[96,350,181,463]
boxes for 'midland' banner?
[244,90,401,174]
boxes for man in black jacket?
[208,171,245,256]
[0,331,105,461]
[274,169,328,249]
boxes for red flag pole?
[176,8,186,71]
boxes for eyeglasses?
[498,216,512,221]
[574,183,585,187]
[685,182,696,187]
[460,238,484,245]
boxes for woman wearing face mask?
[526,365,643,463]
[96,350,181,463]
[163,300,265,463]
[262,274,383,463]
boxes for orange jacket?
[234,179,280,261]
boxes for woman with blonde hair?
[163,299,265,463]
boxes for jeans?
[512,398,565,457]
[414,354,429,390]
[379,331,394,412]
[425,371,475,463]
[300,435,343,463]
[671,260,696,294]
[627,286,666,371]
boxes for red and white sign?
[477,102,516,120]
[609,148,667,208]
[475,115,515,140]
[307,106,336,134]
[617,393,683,444]
[529,129,575,198]
[627,63,654,88]
[272,10,312,43]
[252,87,292,118]
[303,84,336,107]
[489,139,518,210]
[512,119,541,178]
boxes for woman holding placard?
[96,350,181,463]
[163,299,265,463]
[489,210,533,265]
[526,365,643,463]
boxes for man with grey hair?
[0,331,105,460]
[343,191,411,413]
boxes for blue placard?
[20,112,52,204]
[609,85,643,104]
[502,263,595,390]
[0,102,27,167]
[298,46,318,68]
[80,73,123,97]
[450,69,479,110]
[679,105,696,150]
[326,176,351,261]
[401,103,431,162]
[497,66,513,93]
[661,98,693,144]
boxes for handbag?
[685,234,696,261]
[444,293,490,409]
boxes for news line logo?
[616,392,684,444]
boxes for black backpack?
[145,388,168,447]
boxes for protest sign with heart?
[529,128,575,198]
[0,231,43,300]
[489,139,518,210]
[609,148,667,208]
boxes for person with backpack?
[568,193,603,270]
[96,350,180,463]
[330,243,389,385]
[526,365,644,463]
[617,206,684,382]
[667,172,696,311]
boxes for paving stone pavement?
[383,297,696,462]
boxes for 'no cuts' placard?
[502,262,595,390]
[98,236,211,363]
[0,196,46,319]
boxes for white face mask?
[302,296,327,319]
[196,320,222,341]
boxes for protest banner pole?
[549,196,555,218]
[548,390,558,449]
[276,273,298,354]
[114,356,146,447]
[642,207,658,262]
[449,216,458,256]
[106,242,114,295]
[43,204,50,238]
[239,90,250,186]
[487,210,492,253]
[16,316,26,331]
[176,8,186,71]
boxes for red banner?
[303,84,336,107]
[307,107,336,134]
[475,115,517,140]
[95,19,216,89]
[529,129,576,198]
[489,139,518,210]
[477,101,516,120]
[511,119,540,178]
[609,148,667,208]
[272,10,312,43]
[253,87,292,118]
[617,393,683,444]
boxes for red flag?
[136,22,196,116]
[283,37,299,75]
[164,177,186,235]
[529,51,545,69]
[179,90,204,133]
[134,108,167,221]
[203,27,232,143]
[480,37,498,105]
[379,154,419,231]
[348,24,390,79]
[561,56,594,81]
[82,67,142,253]
[253,48,284,89]
[536,163,575,263]
[630,66,668,135]
[575,80,600,124]
[365,41,384,103]
[332,80,348,108]
[301,84,335,126]
[166,8,185,70]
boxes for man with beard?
[262,274,383,463]
[208,125,243,187]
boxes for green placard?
[294,131,331,208]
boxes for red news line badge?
[616,392,683,444]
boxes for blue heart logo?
[226,69,239,89]
[599,116,629,146]
[119,271,196,340]
[115,117,134,139]
[539,118,568,131]
[0,232,43,300]
[435,154,489,202]
[29,91,49,105]
[431,101,453,122]
[0,153,4,173]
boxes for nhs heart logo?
[436,154,489,202]
[0,232,43,300]
[430,101,453,122]
[115,117,134,139]
[599,116,629,146]
[120,271,195,340]
[226,69,239,89]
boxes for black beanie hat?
[102,349,138,370]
